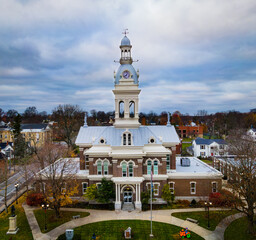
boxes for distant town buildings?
[176,123,203,138]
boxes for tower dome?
[121,36,131,46]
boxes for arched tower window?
[122,162,127,177]
[97,161,102,175]
[103,161,108,175]
[153,160,158,175]
[119,101,124,118]
[129,101,135,118]
[147,160,152,175]
[128,162,133,177]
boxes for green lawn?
[182,142,192,151]
[57,220,204,240]
[200,159,213,165]
[182,137,192,142]
[224,216,256,240]
[0,196,33,240]
[34,209,90,233]
[172,210,238,231]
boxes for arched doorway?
[123,186,133,203]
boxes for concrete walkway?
[23,205,242,240]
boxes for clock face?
[122,70,130,79]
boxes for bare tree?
[227,129,256,236]
[51,104,84,148]
[34,143,79,218]
[0,154,9,212]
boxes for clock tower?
[113,33,141,128]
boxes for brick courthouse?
[75,34,222,210]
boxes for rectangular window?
[82,182,88,194]
[153,184,159,196]
[183,130,186,133]
[169,182,175,193]
[200,152,205,157]
[219,145,224,149]
[166,155,170,170]
[123,134,126,145]
[212,182,217,193]
[85,155,89,169]
[147,162,152,175]
[190,182,196,194]
[5,135,7,139]
[104,162,108,175]
[200,145,205,149]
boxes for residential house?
[191,137,228,158]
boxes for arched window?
[103,161,108,175]
[119,101,124,118]
[122,132,132,146]
[129,101,135,118]
[97,161,102,175]
[122,162,127,177]
[147,160,152,175]
[153,160,158,175]
[128,162,133,177]
[123,133,127,145]
[128,133,131,145]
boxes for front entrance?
[123,190,133,203]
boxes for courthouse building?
[75,34,222,210]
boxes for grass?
[200,159,213,165]
[182,137,192,142]
[224,216,256,240]
[56,220,204,240]
[34,209,90,233]
[0,195,33,240]
[182,142,192,151]
[172,210,238,231]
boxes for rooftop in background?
[194,137,227,145]
[174,157,222,177]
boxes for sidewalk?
[23,205,242,240]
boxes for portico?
[112,177,144,210]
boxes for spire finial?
[84,113,88,128]
[122,28,129,36]
[167,112,171,126]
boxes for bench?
[73,215,80,219]
[186,218,199,224]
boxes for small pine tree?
[97,178,115,203]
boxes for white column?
[135,184,138,202]
[115,184,118,202]
[138,183,141,202]
[118,184,121,202]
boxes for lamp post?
[41,203,49,231]
[14,183,19,204]
[205,201,212,229]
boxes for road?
[0,169,33,203]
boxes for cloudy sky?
[1,0,256,115]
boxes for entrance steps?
[122,203,135,211]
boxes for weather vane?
[122,28,129,36]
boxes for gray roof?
[75,125,180,146]
[194,137,227,145]
[21,123,48,130]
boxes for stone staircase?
[122,202,135,211]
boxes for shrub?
[209,190,236,207]
[190,199,197,206]
[26,193,44,206]
[176,200,190,207]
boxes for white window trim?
[190,181,196,194]
[212,181,217,193]
[121,131,133,146]
[169,181,175,193]
[146,182,160,196]
[82,182,88,194]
